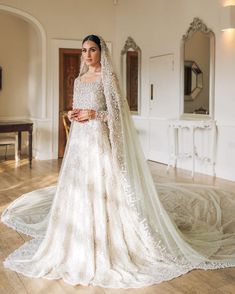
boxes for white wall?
[27,24,42,119]
[0,13,30,117]
[115,0,235,181]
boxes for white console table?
[167,119,217,177]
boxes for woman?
[2,35,235,289]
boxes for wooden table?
[0,120,33,168]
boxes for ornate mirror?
[181,18,215,117]
[121,37,141,114]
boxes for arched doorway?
[0,4,46,119]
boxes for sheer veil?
[90,36,235,268]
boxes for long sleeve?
[95,110,108,122]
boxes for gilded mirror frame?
[121,36,141,115]
[180,17,215,119]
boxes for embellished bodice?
[72,77,107,111]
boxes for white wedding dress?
[2,47,235,288]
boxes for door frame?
[51,39,83,158]
[58,48,82,157]
[51,39,112,158]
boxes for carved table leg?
[29,129,33,168]
[17,131,22,161]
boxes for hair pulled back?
[82,34,101,51]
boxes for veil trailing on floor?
[94,36,235,268]
[2,35,235,285]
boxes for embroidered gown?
[2,76,235,288]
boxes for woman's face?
[82,40,101,67]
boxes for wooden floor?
[1,157,235,294]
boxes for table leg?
[211,123,217,177]
[18,131,22,160]
[29,130,33,168]
[174,128,179,168]
[191,127,195,178]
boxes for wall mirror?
[181,17,215,118]
[121,36,141,114]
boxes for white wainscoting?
[132,115,235,182]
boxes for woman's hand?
[68,109,96,123]
[77,109,96,123]
[68,109,80,121]
[68,110,77,122]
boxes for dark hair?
[82,35,101,51]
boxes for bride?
[2,34,235,289]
